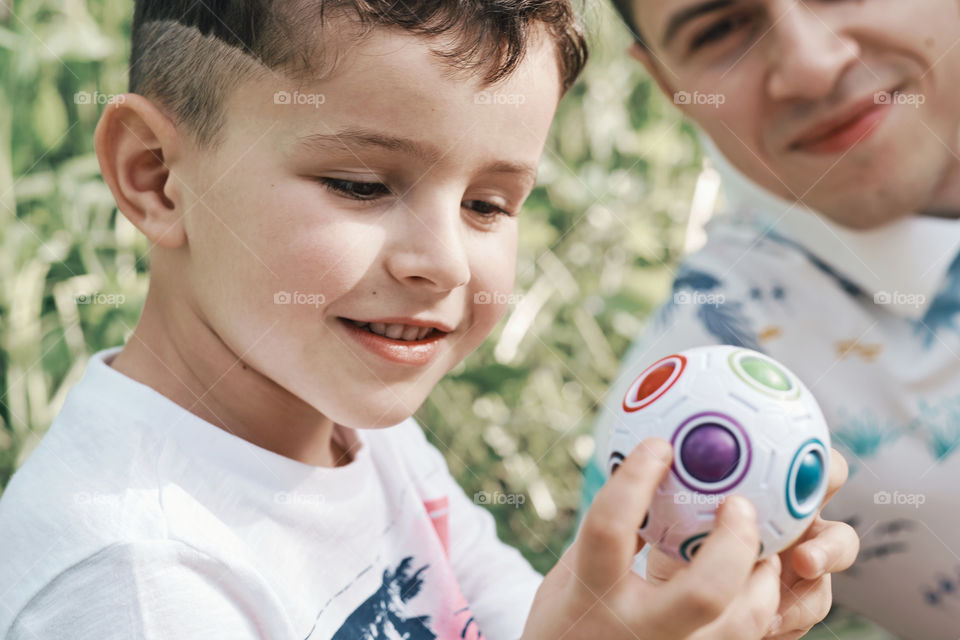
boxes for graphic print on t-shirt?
[332,556,436,639]
[327,497,485,640]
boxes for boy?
[0,2,844,638]
[584,0,959,638]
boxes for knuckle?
[580,514,621,548]
[685,584,726,620]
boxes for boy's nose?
[385,202,471,292]
[766,2,860,103]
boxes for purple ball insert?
[680,423,740,483]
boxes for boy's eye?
[318,178,390,200]
[690,12,754,52]
[463,199,514,218]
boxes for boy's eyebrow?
[662,0,734,47]
[296,129,445,165]
[295,128,539,187]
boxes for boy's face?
[171,29,561,429]
[628,0,960,228]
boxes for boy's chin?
[326,398,426,430]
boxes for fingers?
[789,518,860,580]
[730,554,783,639]
[655,496,763,632]
[822,448,848,506]
[767,574,833,636]
[685,554,782,640]
[575,438,673,593]
[644,544,686,586]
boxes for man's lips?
[789,89,898,154]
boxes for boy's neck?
[110,282,355,468]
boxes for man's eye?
[463,200,514,218]
[690,13,753,51]
[317,178,390,200]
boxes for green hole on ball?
[741,356,792,392]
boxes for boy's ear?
[627,42,685,114]
[94,94,187,249]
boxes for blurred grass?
[0,2,896,638]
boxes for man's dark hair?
[129,0,589,147]
[609,0,644,45]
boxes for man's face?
[630,0,960,228]
[169,28,560,429]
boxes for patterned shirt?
[584,201,960,640]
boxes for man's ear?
[94,94,187,249]
[627,42,685,113]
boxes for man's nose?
[766,2,861,102]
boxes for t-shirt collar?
[704,136,960,320]
[734,204,960,320]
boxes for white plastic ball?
[606,345,830,561]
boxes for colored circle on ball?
[740,355,792,392]
[637,361,676,402]
[728,350,802,400]
[623,354,686,412]
[786,438,827,519]
[794,450,824,504]
[679,423,740,483]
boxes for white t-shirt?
[0,347,542,639]
[587,206,960,640]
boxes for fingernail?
[726,495,755,519]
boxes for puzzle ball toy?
[606,345,830,561]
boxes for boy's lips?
[336,316,453,366]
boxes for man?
[584,2,960,638]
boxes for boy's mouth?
[338,318,451,342]
[337,317,452,367]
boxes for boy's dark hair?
[129,0,589,148]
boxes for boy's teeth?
[351,319,435,341]
[385,324,405,339]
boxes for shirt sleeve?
[404,420,544,640]
[7,540,295,640]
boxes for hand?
[521,438,782,640]
[646,447,860,639]
[765,448,859,639]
